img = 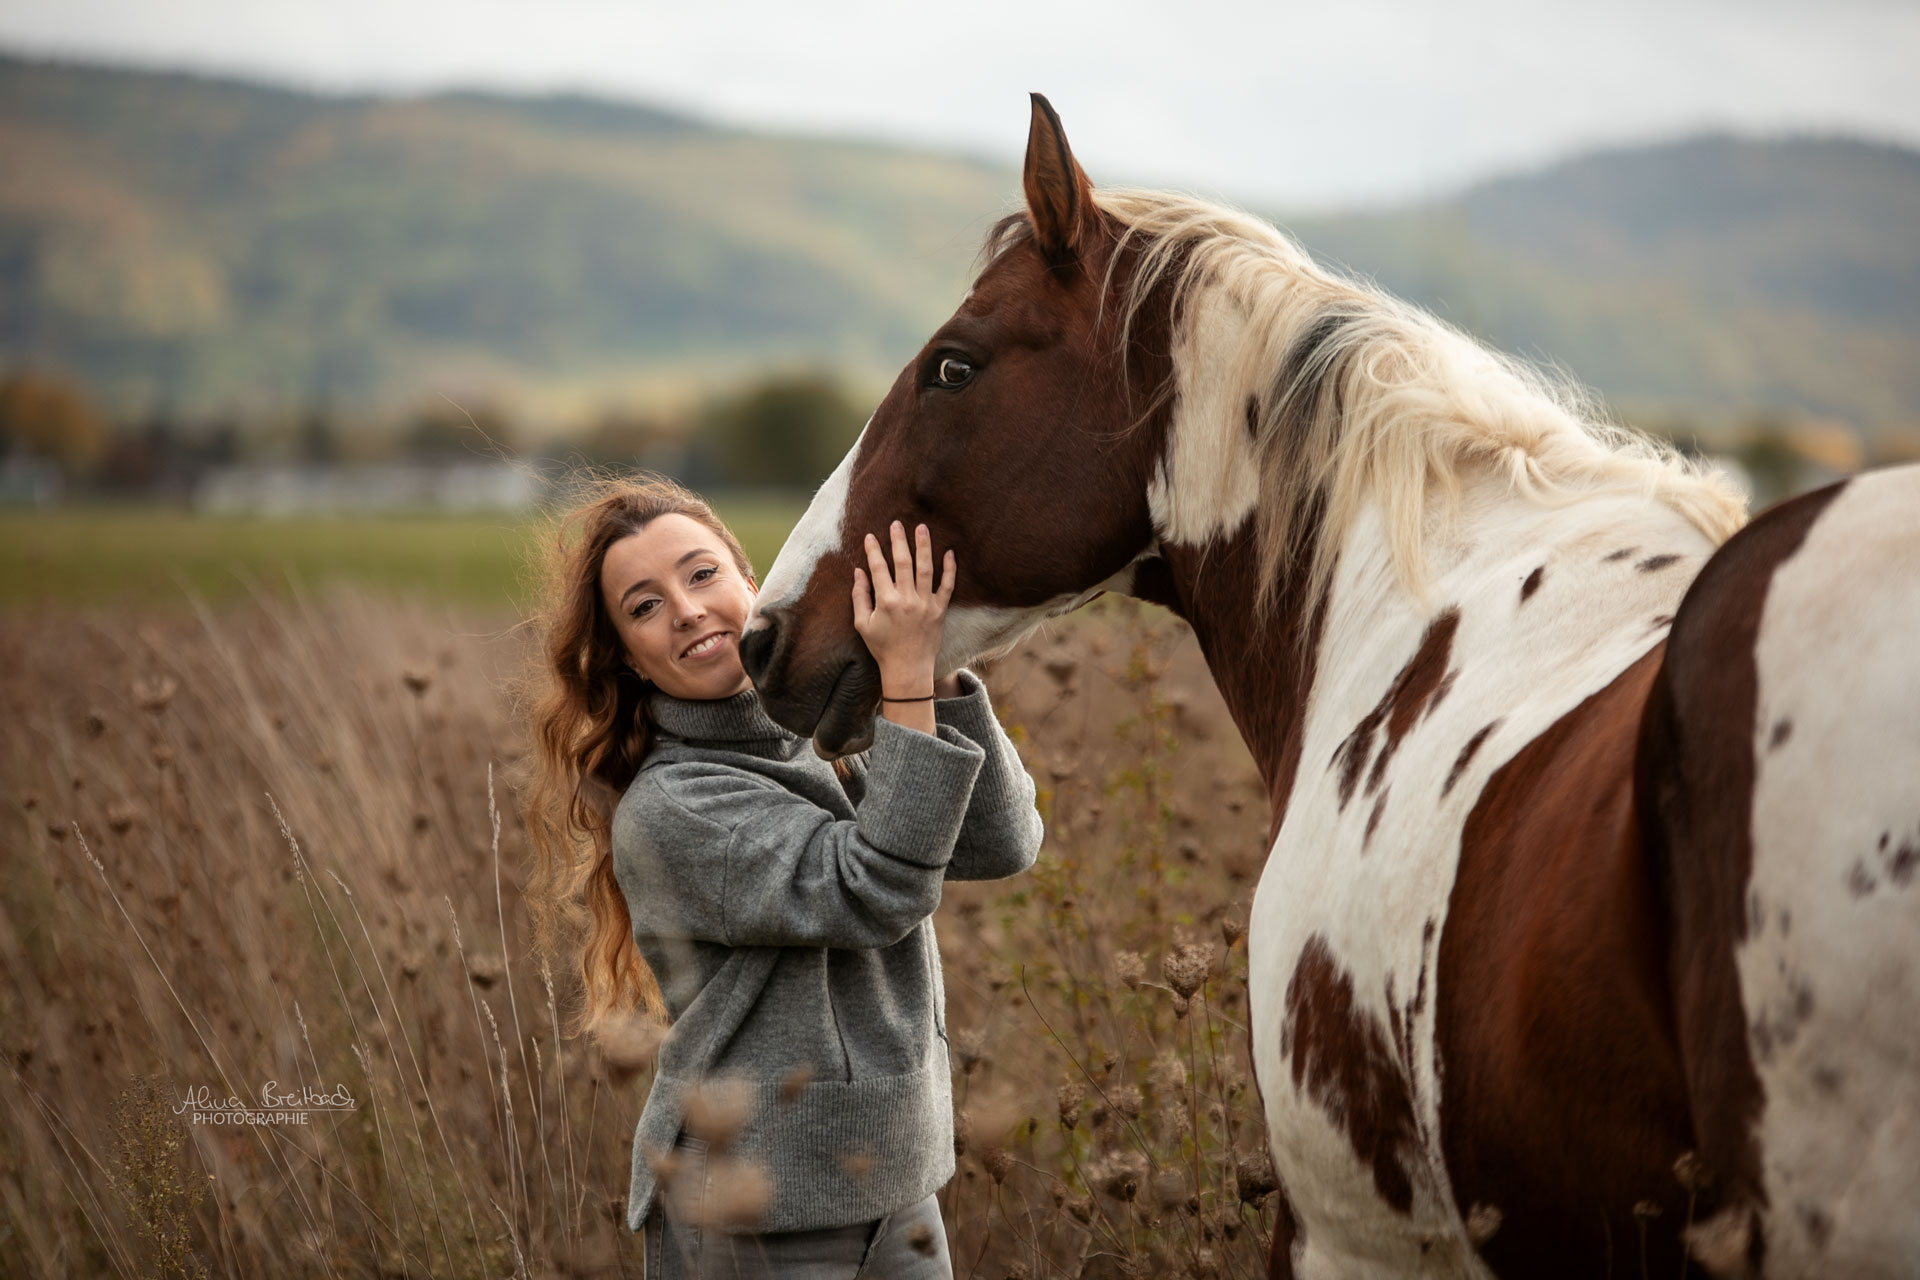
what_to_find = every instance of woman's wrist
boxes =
[878,661,936,700]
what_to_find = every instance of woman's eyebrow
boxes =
[619,548,717,606]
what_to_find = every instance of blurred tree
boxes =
[702,373,865,491]
[403,401,515,462]
[573,409,686,474]
[297,399,339,464]
[0,371,107,475]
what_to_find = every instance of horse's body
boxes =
[738,97,1920,1276]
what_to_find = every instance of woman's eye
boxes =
[693,567,716,583]
[935,356,974,388]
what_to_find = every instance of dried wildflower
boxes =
[982,1147,1014,1184]
[1066,1194,1093,1224]
[131,675,178,714]
[955,1027,988,1075]
[1235,1150,1277,1204]
[1042,655,1077,687]
[1162,943,1212,999]
[466,952,505,989]
[778,1063,814,1106]
[1673,1150,1709,1193]
[1004,1263,1032,1280]
[1094,1150,1148,1202]
[596,1013,667,1085]
[907,1222,938,1257]
[83,709,107,739]
[1466,1202,1503,1244]
[1149,1051,1186,1094]
[1152,1168,1190,1208]
[683,1077,755,1151]
[149,743,173,769]
[685,1156,770,1230]
[1684,1204,1755,1276]
[1171,993,1191,1018]
[1221,917,1246,947]
[401,669,433,697]
[1111,950,1146,986]
[106,801,137,835]
[1632,1199,1662,1221]
[1112,1084,1143,1120]
[1050,1181,1068,1208]
[953,1107,972,1157]
[1056,1080,1086,1129]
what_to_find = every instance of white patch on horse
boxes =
[1246,471,1714,1277]
[1145,284,1261,546]
[937,552,1152,673]
[748,418,869,631]
[1744,464,1920,1270]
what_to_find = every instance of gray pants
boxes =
[640,1143,953,1279]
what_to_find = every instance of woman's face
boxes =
[599,512,758,701]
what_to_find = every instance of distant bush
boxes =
[0,371,106,475]
[700,373,866,492]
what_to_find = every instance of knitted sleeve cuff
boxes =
[855,714,986,867]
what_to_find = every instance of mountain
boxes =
[2,54,1917,435]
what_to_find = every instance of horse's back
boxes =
[1644,464,1920,1276]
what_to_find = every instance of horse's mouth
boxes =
[809,659,879,760]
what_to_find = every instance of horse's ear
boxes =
[1024,93,1095,269]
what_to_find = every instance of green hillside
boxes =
[2,54,1917,434]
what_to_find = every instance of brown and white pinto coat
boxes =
[737,96,1920,1277]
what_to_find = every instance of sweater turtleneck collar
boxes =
[645,684,797,745]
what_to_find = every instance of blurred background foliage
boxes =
[3,53,1919,610]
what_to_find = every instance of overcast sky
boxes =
[3,0,1915,208]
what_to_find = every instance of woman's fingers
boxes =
[864,532,894,599]
[938,549,957,605]
[851,566,871,629]
[889,520,914,591]
[914,524,934,596]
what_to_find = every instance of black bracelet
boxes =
[881,691,936,702]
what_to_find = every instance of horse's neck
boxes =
[1157,469,1718,831]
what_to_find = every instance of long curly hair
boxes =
[520,472,761,1037]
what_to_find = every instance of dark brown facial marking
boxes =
[1604,548,1636,563]
[1637,554,1683,573]
[1281,935,1420,1213]
[1443,721,1503,798]
[1425,670,1459,724]
[1890,839,1918,886]
[1846,860,1877,898]
[1799,1204,1834,1250]
[1332,609,1462,809]
[1520,566,1545,602]
[1768,718,1793,751]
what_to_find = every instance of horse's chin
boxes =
[808,660,879,759]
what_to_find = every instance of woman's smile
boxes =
[680,631,731,662]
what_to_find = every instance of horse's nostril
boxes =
[737,619,776,685]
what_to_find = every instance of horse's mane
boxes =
[981,190,1748,623]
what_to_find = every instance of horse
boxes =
[737,95,1920,1278]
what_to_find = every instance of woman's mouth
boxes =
[681,632,731,661]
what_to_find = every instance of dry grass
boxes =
[0,588,1280,1278]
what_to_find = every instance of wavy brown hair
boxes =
[520,472,763,1038]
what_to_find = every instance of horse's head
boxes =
[740,95,1169,757]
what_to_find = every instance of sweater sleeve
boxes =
[932,668,1046,882]
[613,715,986,949]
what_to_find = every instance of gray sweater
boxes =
[610,667,1043,1234]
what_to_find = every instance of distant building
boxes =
[194,461,540,516]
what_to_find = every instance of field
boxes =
[0,509,1283,1278]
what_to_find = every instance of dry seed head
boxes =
[1673,1149,1709,1193]
[1112,950,1146,986]
[1152,1168,1191,1208]
[953,1107,972,1157]
[982,1146,1014,1184]
[682,1077,754,1151]
[955,1027,988,1075]
[1066,1194,1093,1224]
[131,675,178,714]
[1221,917,1246,947]
[1094,1150,1148,1201]
[1466,1202,1503,1245]
[401,669,433,697]
[595,1012,667,1084]
[778,1063,814,1106]
[684,1157,770,1230]
[1235,1150,1278,1204]
[1113,1084,1143,1120]
[1162,943,1212,999]
[1056,1080,1086,1129]
[1149,1051,1187,1094]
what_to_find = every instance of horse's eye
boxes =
[935,357,974,388]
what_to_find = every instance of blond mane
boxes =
[984,190,1748,623]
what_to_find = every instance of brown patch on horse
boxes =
[1638,553,1683,573]
[1330,609,1460,808]
[1364,787,1389,849]
[1604,547,1637,563]
[1768,717,1793,751]
[1636,479,1847,1271]
[1437,648,1698,1272]
[1282,935,1420,1213]
[1520,565,1545,602]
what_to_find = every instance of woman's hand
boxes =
[852,520,956,699]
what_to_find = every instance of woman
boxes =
[522,474,1043,1278]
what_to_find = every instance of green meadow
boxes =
[0,496,808,610]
